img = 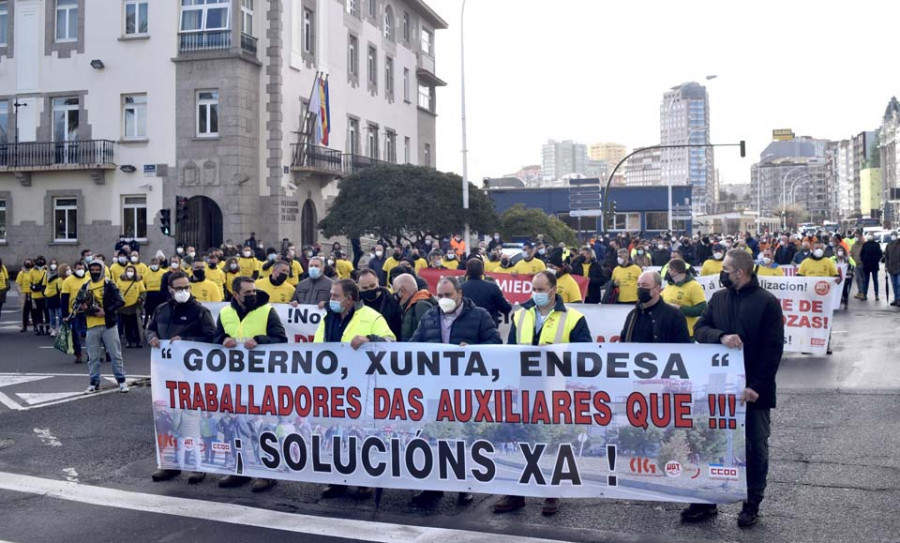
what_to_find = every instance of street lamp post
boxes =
[460,0,470,254]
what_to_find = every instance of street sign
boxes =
[570,209,603,217]
[569,187,602,210]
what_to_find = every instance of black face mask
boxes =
[209,262,218,269]
[36,259,46,267]
[360,289,380,303]
[393,252,402,260]
[719,270,734,289]
[270,273,287,286]
[637,287,653,304]
[24,263,33,269]
[90,272,103,282]
[241,294,258,307]
[193,270,206,281]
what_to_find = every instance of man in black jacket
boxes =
[620,271,690,343]
[460,258,511,325]
[79,261,128,394]
[859,233,884,301]
[408,276,500,506]
[685,249,784,528]
[774,235,797,266]
[357,268,402,339]
[147,271,216,484]
[571,245,608,303]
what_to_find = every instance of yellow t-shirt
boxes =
[556,273,583,303]
[190,279,223,302]
[798,257,838,277]
[287,260,304,287]
[0,265,8,291]
[512,257,546,275]
[44,275,62,298]
[28,268,48,299]
[611,264,642,303]
[85,279,107,329]
[16,269,30,292]
[131,262,150,278]
[700,259,724,276]
[257,277,296,303]
[335,259,354,279]
[206,265,227,296]
[661,279,707,336]
[225,270,240,295]
[144,268,166,292]
[484,259,501,273]
[413,258,428,273]
[116,278,146,308]
[238,257,261,278]
[492,266,512,275]
[258,260,277,279]
[755,265,784,277]
[382,257,403,277]
[441,258,460,270]
[62,275,90,312]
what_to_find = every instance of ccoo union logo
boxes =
[708,464,739,480]
[815,281,831,296]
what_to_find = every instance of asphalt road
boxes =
[1,286,899,543]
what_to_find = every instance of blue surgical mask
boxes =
[532,292,550,307]
[309,267,322,279]
[329,300,344,313]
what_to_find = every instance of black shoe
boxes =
[187,472,207,484]
[737,503,759,527]
[681,503,718,522]
[20,328,27,333]
[321,484,347,498]
[410,490,443,506]
[457,492,474,506]
[151,469,181,482]
[218,475,250,488]
[355,486,373,499]
[251,478,276,493]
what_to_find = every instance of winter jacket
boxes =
[292,276,334,306]
[650,249,671,267]
[399,290,437,342]
[694,275,784,410]
[620,298,691,344]
[860,240,884,272]
[213,290,287,344]
[146,297,217,344]
[461,276,512,324]
[885,240,900,275]
[78,278,125,329]
[571,257,608,304]
[361,287,403,339]
[792,249,812,265]
[410,298,501,345]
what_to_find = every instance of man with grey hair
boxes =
[392,273,436,342]
[291,256,332,307]
[620,271,690,343]
[685,248,784,527]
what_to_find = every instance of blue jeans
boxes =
[70,315,87,357]
[86,324,126,386]
[891,273,900,302]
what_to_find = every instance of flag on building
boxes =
[320,76,331,146]
[307,74,322,144]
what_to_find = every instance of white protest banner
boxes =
[204,303,323,343]
[691,275,838,354]
[152,341,747,503]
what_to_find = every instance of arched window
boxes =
[383,6,394,40]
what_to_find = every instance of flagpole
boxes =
[460,0,470,258]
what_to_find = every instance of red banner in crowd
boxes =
[419,268,589,304]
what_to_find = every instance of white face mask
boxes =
[546,268,557,276]
[65,269,72,276]
[713,252,723,260]
[763,257,772,265]
[131,256,139,263]
[657,244,664,250]
[50,264,58,271]
[173,290,191,304]
[150,265,159,271]
[126,271,135,279]
[617,257,625,265]
[243,251,252,258]
[75,269,85,278]
[375,251,383,258]
[438,297,457,313]
[813,249,824,258]
[170,262,180,270]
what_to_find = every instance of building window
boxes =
[367,45,377,86]
[385,56,393,94]
[0,199,5,242]
[423,143,431,167]
[418,84,433,111]
[403,68,410,102]
[645,212,686,232]
[124,0,149,36]
[123,196,147,240]
[303,8,314,54]
[0,100,8,144]
[420,28,432,55]
[612,212,641,231]
[0,2,9,46]
[367,123,378,159]
[368,0,376,19]
[241,0,253,36]
[345,0,358,17]
[385,130,396,163]
[348,117,359,155]
[54,197,78,242]
[383,6,394,40]
[52,97,80,143]
[196,90,219,137]
[122,94,147,140]
[56,0,78,42]
[348,34,358,76]
[402,11,409,42]
[404,136,410,164]
[180,0,230,32]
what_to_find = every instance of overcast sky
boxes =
[430,0,895,186]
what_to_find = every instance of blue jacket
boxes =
[461,276,512,324]
[410,298,502,345]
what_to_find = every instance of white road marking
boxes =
[0,375,54,388]
[0,392,23,411]
[17,392,84,405]
[0,373,150,379]
[62,468,79,483]
[0,471,568,543]
[33,428,62,447]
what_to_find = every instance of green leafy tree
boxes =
[683,416,727,464]
[616,426,663,456]
[657,429,691,471]
[319,165,497,242]
[499,204,578,246]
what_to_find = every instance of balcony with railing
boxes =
[290,143,344,174]
[0,140,116,171]
[342,153,392,175]
[240,33,257,57]
[179,30,231,52]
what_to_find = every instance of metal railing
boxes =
[240,33,257,56]
[291,143,343,172]
[179,30,231,52]
[0,140,115,168]
[342,153,392,174]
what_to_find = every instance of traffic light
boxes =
[159,209,172,237]
[740,140,746,158]
[176,196,190,224]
